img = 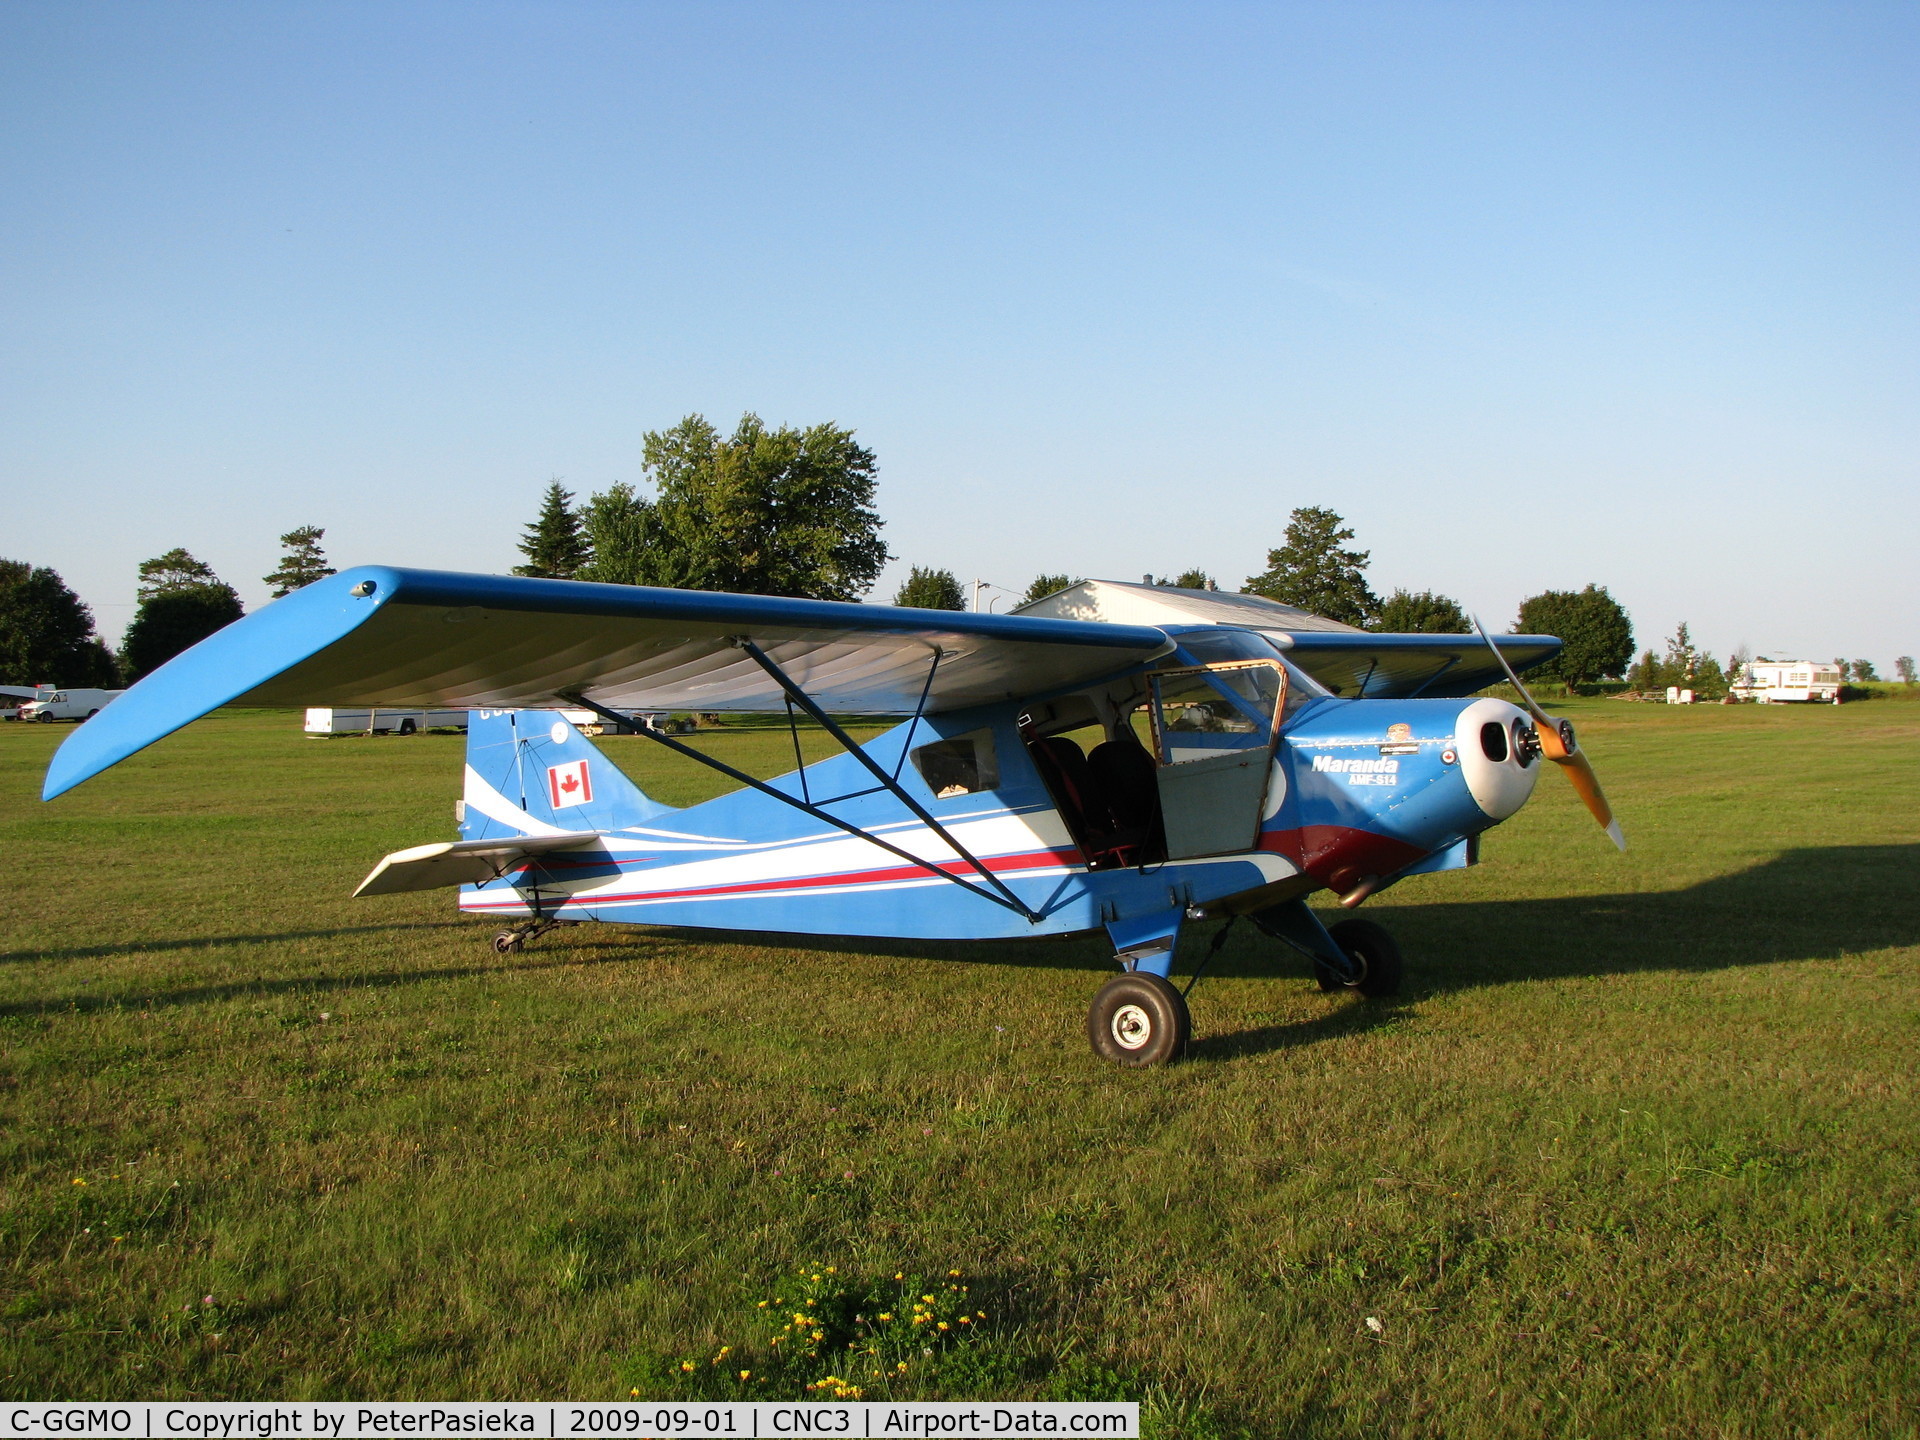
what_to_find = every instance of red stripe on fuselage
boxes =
[458,844,1083,911]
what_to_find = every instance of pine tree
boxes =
[1242,507,1379,626]
[122,551,243,682]
[263,526,336,597]
[514,481,590,579]
[137,548,220,600]
[893,566,966,610]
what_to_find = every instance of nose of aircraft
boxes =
[1453,697,1542,821]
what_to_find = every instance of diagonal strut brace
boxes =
[734,638,1041,921]
[557,688,1042,923]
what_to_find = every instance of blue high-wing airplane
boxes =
[42,567,1622,1066]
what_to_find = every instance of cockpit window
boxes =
[912,728,1000,798]
[1149,663,1286,764]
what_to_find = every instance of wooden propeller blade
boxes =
[1472,617,1626,851]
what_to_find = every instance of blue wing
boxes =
[44,567,1174,799]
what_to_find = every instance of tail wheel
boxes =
[493,931,524,955]
[1087,973,1191,1066]
[1316,918,1404,998]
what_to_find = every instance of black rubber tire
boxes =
[493,932,523,955]
[1315,917,1404,998]
[85,708,100,718]
[1087,973,1191,1066]
[36,712,53,723]
[398,718,416,735]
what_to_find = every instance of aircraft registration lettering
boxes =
[548,759,594,809]
[1311,754,1400,786]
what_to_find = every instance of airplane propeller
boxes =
[1474,618,1626,851]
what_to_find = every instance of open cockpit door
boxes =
[1147,660,1286,859]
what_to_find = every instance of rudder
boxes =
[460,709,674,840]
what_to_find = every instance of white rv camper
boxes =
[1731,662,1844,704]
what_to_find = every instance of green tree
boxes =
[1243,507,1378,626]
[575,483,662,587]
[1168,570,1216,591]
[1896,657,1916,686]
[894,566,965,610]
[1513,584,1634,685]
[1372,589,1470,634]
[137,548,219,600]
[513,481,590,579]
[577,414,887,599]
[121,551,243,682]
[1850,658,1879,683]
[0,560,119,687]
[263,525,336,597]
[1020,574,1077,606]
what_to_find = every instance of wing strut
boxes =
[557,688,1044,924]
[734,638,1042,921]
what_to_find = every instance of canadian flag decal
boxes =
[547,759,593,809]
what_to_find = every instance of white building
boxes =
[1731,661,1844,704]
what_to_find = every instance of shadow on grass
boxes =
[0,920,477,966]
[6,846,1914,1045]
[0,939,673,1019]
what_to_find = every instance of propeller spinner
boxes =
[1474,618,1626,851]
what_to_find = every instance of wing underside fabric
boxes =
[1276,631,1562,699]
[353,833,605,896]
[43,567,1175,798]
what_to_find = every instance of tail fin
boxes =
[460,709,674,841]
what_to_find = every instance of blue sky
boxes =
[3,2,1915,666]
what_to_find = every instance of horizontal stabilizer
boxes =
[353,831,603,897]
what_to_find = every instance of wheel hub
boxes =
[1110,1003,1153,1050]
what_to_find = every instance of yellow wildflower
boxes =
[937,1321,949,1331]
[739,1370,751,1382]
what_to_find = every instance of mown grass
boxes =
[1,701,1915,1436]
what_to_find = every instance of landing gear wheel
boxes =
[1087,973,1191,1067]
[493,931,524,955]
[1315,918,1404,998]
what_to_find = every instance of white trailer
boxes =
[1731,661,1844,704]
[16,688,125,722]
[304,707,470,736]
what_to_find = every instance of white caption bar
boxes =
[0,1403,1138,1439]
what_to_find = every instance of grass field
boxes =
[2,699,1916,1436]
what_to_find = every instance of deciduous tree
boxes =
[1513,585,1633,685]
[0,560,118,687]
[122,551,243,682]
[577,414,887,600]
[263,526,336,597]
[1243,507,1378,627]
[894,566,965,610]
[1897,656,1916,686]
[1020,574,1076,606]
[513,482,590,579]
[1372,589,1470,634]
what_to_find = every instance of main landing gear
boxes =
[1088,973,1191,1067]
[1086,899,1405,1066]
[491,918,575,954]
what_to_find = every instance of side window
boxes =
[1149,664,1285,764]
[912,728,1000,798]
